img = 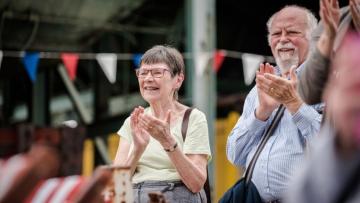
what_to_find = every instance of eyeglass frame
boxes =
[135,68,171,78]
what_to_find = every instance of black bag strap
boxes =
[181,108,193,141]
[245,105,285,184]
[181,108,212,203]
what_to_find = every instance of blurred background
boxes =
[0,0,348,202]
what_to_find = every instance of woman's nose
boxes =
[144,72,154,80]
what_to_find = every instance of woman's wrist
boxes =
[164,142,178,152]
[161,137,177,151]
[133,145,146,155]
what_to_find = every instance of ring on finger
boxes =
[270,87,275,94]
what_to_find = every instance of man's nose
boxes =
[279,31,289,42]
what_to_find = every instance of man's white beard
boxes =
[275,43,299,74]
[275,53,299,74]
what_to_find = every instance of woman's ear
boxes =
[175,73,184,89]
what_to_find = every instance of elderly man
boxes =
[226,5,323,202]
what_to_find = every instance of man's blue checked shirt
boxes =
[226,67,323,202]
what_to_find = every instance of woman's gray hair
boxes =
[266,5,318,45]
[140,45,185,100]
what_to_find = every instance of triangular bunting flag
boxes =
[0,51,3,71]
[22,52,40,82]
[195,52,212,77]
[214,50,226,73]
[132,53,142,69]
[96,53,117,84]
[242,53,264,85]
[61,53,79,81]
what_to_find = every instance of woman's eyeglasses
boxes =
[135,68,170,78]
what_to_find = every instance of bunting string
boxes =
[0,49,274,61]
[0,49,275,85]
[1,50,135,60]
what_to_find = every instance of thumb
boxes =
[166,110,171,125]
[290,65,297,81]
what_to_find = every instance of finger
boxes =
[258,84,280,100]
[259,63,265,75]
[320,0,329,14]
[257,77,281,94]
[330,0,339,11]
[268,64,275,74]
[138,116,155,132]
[137,120,149,132]
[335,0,340,9]
[165,110,171,125]
[130,114,135,129]
[132,108,137,116]
[256,76,269,90]
[331,0,337,8]
[134,107,141,117]
[138,114,151,127]
[131,112,137,124]
[132,109,140,124]
[325,0,334,17]
[142,114,163,125]
[350,0,357,13]
[264,73,287,86]
[264,75,291,95]
[256,74,272,88]
[324,0,331,10]
[264,63,272,74]
[290,65,298,82]
[256,82,270,93]
[255,71,263,83]
[322,6,332,30]
[350,3,358,23]
[136,106,144,115]
[351,0,360,20]
[320,0,326,20]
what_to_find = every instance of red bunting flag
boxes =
[214,50,225,73]
[61,53,79,81]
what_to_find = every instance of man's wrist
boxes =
[255,107,271,121]
[285,99,303,114]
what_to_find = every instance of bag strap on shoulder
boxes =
[245,104,285,184]
[181,108,193,141]
[181,107,211,203]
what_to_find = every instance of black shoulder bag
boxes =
[219,105,285,203]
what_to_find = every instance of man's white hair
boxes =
[266,5,318,45]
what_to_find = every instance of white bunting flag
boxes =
[96,53,117,84]
[195,52,212,77]
[242,53,264,86]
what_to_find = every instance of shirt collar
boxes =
[274,62,304,78]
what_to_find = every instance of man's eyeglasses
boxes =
[135,68,170,78]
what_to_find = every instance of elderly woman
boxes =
[113,45,211,203]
